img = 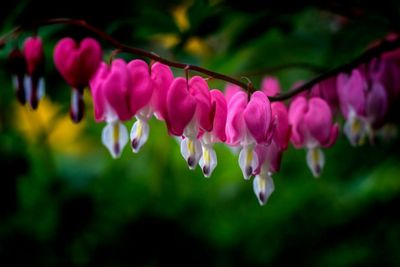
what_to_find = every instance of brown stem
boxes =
[1,18,400,102]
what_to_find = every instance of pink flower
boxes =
[166,76,213,170]
[226,91,273,179]
[54,37,102,123]
[127,60,153,153]
[337,67,388,145]
[23,36,45,110]
[288,96,338,177]
[198,89,227,177]
[253,81,291,205]
[90,59,131,158]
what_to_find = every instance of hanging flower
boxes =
[126,59,153,153]
[90,59,131,158]
[166,76,213,170]
[54,37,102,123]
[289,96,339,177]
[22,36,45,109]
[226,91,273,179]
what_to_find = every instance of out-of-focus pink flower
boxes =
[22,36,45,109]
[337,67,389,145]
[289,96,338,177]
[54,37,102,123]
[224,83,242,103]
[226,91,273,179]
[311,76,339,110]
[261,76,281,97]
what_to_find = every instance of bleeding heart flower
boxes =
[167,76,213,170]
[226,91,273,179]
[90,59,131,158]
[54,37,102,123]
[289,96,339,177]
[23,36,45,110]
[127,59,153,153]
[253,93,291,205]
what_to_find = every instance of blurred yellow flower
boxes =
[14,97,92,155]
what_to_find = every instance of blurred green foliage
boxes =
[1,0,400,266]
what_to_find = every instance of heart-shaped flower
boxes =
[54,37,102,123]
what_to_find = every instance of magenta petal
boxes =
[311,76,338,110]
[366,81,388,128]
[303,97,334,146]
[244,91,272,144]
[288,96,308,148]
[103,59,131,121]
[254,144,268,175]
[23,36,44,75]
[54,37,102,89]
[321,123,339,148]
[271,102,290,150]
[225,91,248,146]
[337,69,367,118]
[90,62,110,122]
[189,76,212,132]
[261,76,281,97]
[210,90,227,142]
[225,84,242,103]
[77,38,102,87]
[127,59,152,116]
[151,63,174,121]
[167,78,196,136]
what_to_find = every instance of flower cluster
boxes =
[7,35,400,206]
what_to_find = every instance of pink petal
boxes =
[303,97,335,146]
[127,59,153,116]
[225,91,248,146]
[210,90,227,142]
[311,76,338,110]
[23,36,44,75]
[103,59,132,121]
[337,69,367,118]
[189,76,213,132]
[244,91,272,144]
[288,96,308,148]
[271,102,291,150]
[167,78,197,136]
[54,37,102,89]
[225,83,242,103]
[261,76,281,97]
[366,81,388,128]
[90,62,110,122]
[151,63,174,121]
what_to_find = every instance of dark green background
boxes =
[1,0,400,266]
